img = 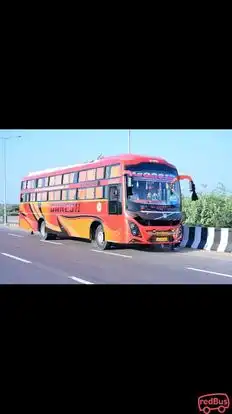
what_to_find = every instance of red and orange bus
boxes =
[19,154,198,250]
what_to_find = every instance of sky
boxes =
[0,129,231,203]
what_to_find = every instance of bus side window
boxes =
[24,193,30,202]
[62,190,69,200]
[30,193,36,202]
[105,164,121,179]
[69,189,77,200]
[73,172,78,183]
[109,186,120,201]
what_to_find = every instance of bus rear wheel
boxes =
[39,220,55,241]
[92,224,111,251]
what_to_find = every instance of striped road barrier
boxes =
[181,226,232,253]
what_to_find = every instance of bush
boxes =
[182,191,232,228]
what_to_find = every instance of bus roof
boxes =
[23,154,175,180]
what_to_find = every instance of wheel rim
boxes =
[41,222,46,237]
[98,230,104,245]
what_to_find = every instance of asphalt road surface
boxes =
[0,225,232,284]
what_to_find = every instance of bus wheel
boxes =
[39,220,54,241]
[171,243,180,251]
[92,224,110,251]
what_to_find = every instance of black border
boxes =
[0,72,231,128]
[1,285,231,390]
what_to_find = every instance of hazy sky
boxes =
[0,129,231,203]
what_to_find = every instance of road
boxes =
[0,225,232,284]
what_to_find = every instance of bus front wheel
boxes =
[92,224,111,251]
[171,243,180,251]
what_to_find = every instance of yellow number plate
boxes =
[156,237,168,242]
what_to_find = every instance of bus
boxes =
[19,154,198,250]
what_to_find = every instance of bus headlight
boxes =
[129,222,141,237]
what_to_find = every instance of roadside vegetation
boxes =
[182,183,232,228]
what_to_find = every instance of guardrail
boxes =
[181,226,232,253]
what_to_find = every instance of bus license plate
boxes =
[156,237,168,242]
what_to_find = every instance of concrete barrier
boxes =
[181,226,232,253]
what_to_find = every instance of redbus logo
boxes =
[198,394,230,414]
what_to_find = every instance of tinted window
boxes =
[126,162,178,175]
[73,172,78,183]
[109,186,120,201]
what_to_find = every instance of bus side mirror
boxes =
[192,192,198,201]
[189,181,198,201]
[182,212,186,221]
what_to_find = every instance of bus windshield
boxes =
[126,163,181,211]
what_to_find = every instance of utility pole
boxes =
[0,135,21,225]
[128,130,131,153]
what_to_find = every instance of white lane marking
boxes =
[8,233,24,238]
[69,276,94,285]
[40,240,63,245]
[1,252,32,264]
[187,267,232,278]
[91,249,132,259]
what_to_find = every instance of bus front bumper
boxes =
[128,225,183,245]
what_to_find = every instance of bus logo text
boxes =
[198,393,230,414]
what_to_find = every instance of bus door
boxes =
[108,185,122,215]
